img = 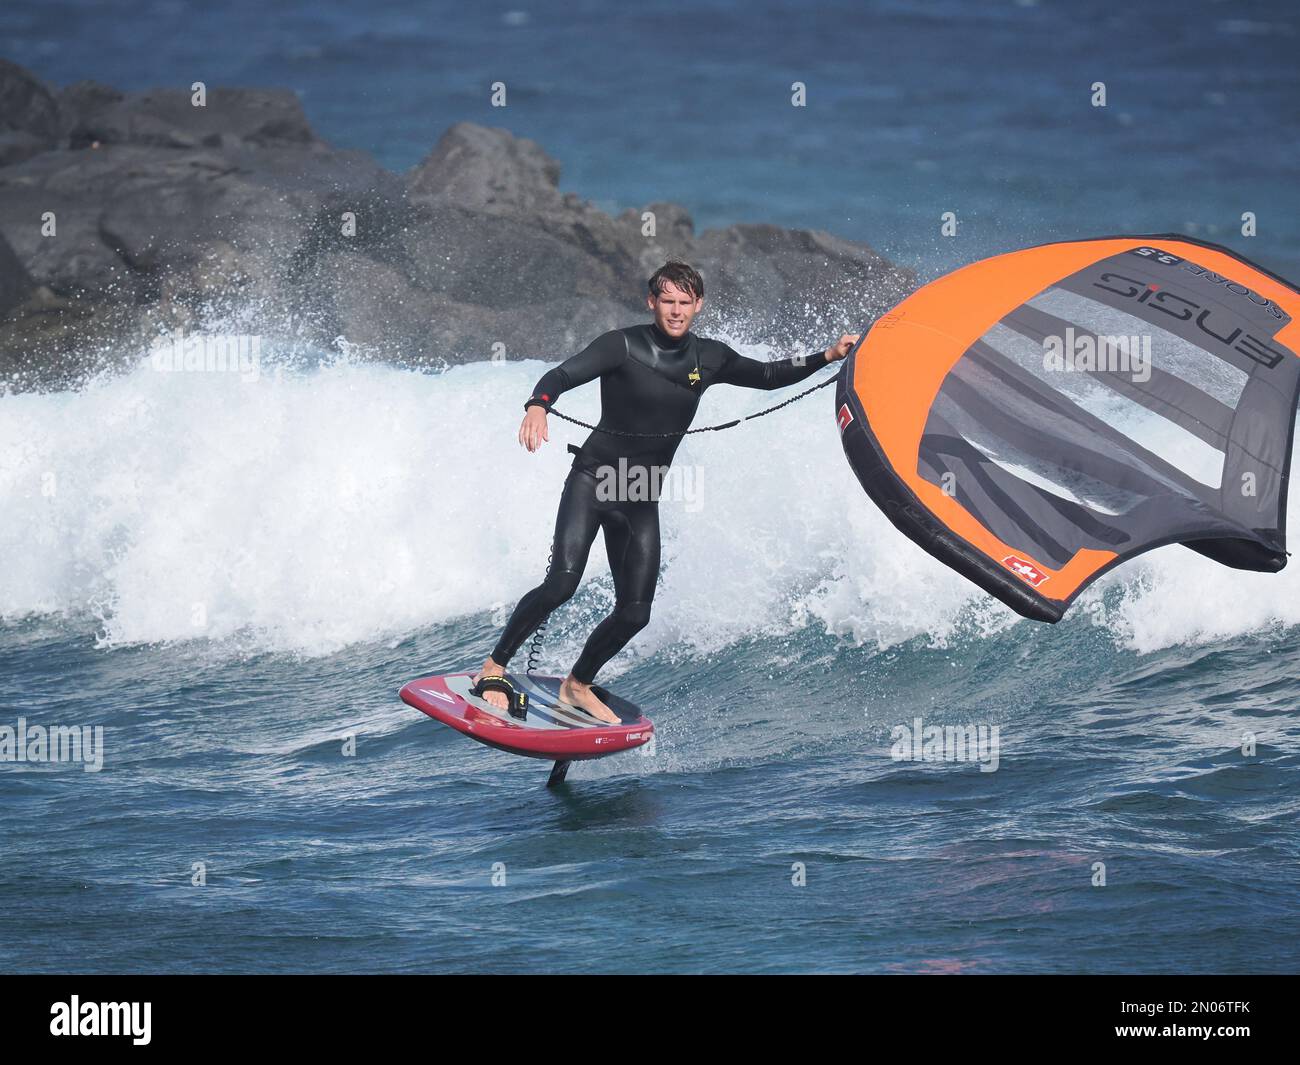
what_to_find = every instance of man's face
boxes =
[647,281,702,338]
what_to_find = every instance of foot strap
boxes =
[471,674,529,721]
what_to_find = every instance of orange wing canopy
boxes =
[836,235,1300,621]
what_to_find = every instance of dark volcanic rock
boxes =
[0,59,60,140]
[0,59,62,165]
[1,143,394,299]
[60,86,317,150]
[408,122,565,216]
[696,224,910,343]
[0,229,34,315]
[0,129,50,168]
[0,58,914,390]
[56,80,125,132]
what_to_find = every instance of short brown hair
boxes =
[648,261,704,300]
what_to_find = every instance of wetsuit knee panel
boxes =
[542,567,582,604]
[615,600,653,631]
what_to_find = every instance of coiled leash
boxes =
[525,542,554,677]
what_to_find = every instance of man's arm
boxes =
[519,330,627,452]
[524,330,627,412]
[714,343,830,390]
[713,334,858,390]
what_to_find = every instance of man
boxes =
[474,261,858,722]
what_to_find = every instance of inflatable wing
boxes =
[837,235,1300,621]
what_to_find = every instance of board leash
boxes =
[525,542,555,675]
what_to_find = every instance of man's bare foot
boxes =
[559,675,620,724]
[471,656,509,711]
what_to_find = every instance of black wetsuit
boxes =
[491,323,830,683]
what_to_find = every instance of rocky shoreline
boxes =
[0,57,914,391]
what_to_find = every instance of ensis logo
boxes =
[50,997,151,1045]
[1003,554,1048,587]
[1093,272,1285,368]
[837,403,854,432]
[1043,327,1151,383]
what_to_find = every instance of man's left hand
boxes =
[825,334,862,362]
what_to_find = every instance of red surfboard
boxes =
[400,672,654,785]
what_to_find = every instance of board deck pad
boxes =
[400,672,654,762]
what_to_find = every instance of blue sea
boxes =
[2,0,1299,974]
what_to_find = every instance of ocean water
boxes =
[2,354,1299,973]
[6,0,1299,278]
[2,0,1300,973]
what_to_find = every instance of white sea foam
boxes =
[2,346,1299,657]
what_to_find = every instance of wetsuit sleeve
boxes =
[714,342,829,390]
[525,331,628,412]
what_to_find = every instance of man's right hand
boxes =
[519,406,549,452]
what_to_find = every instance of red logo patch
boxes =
[1003,555,1049,587]
[837,403,854,432]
